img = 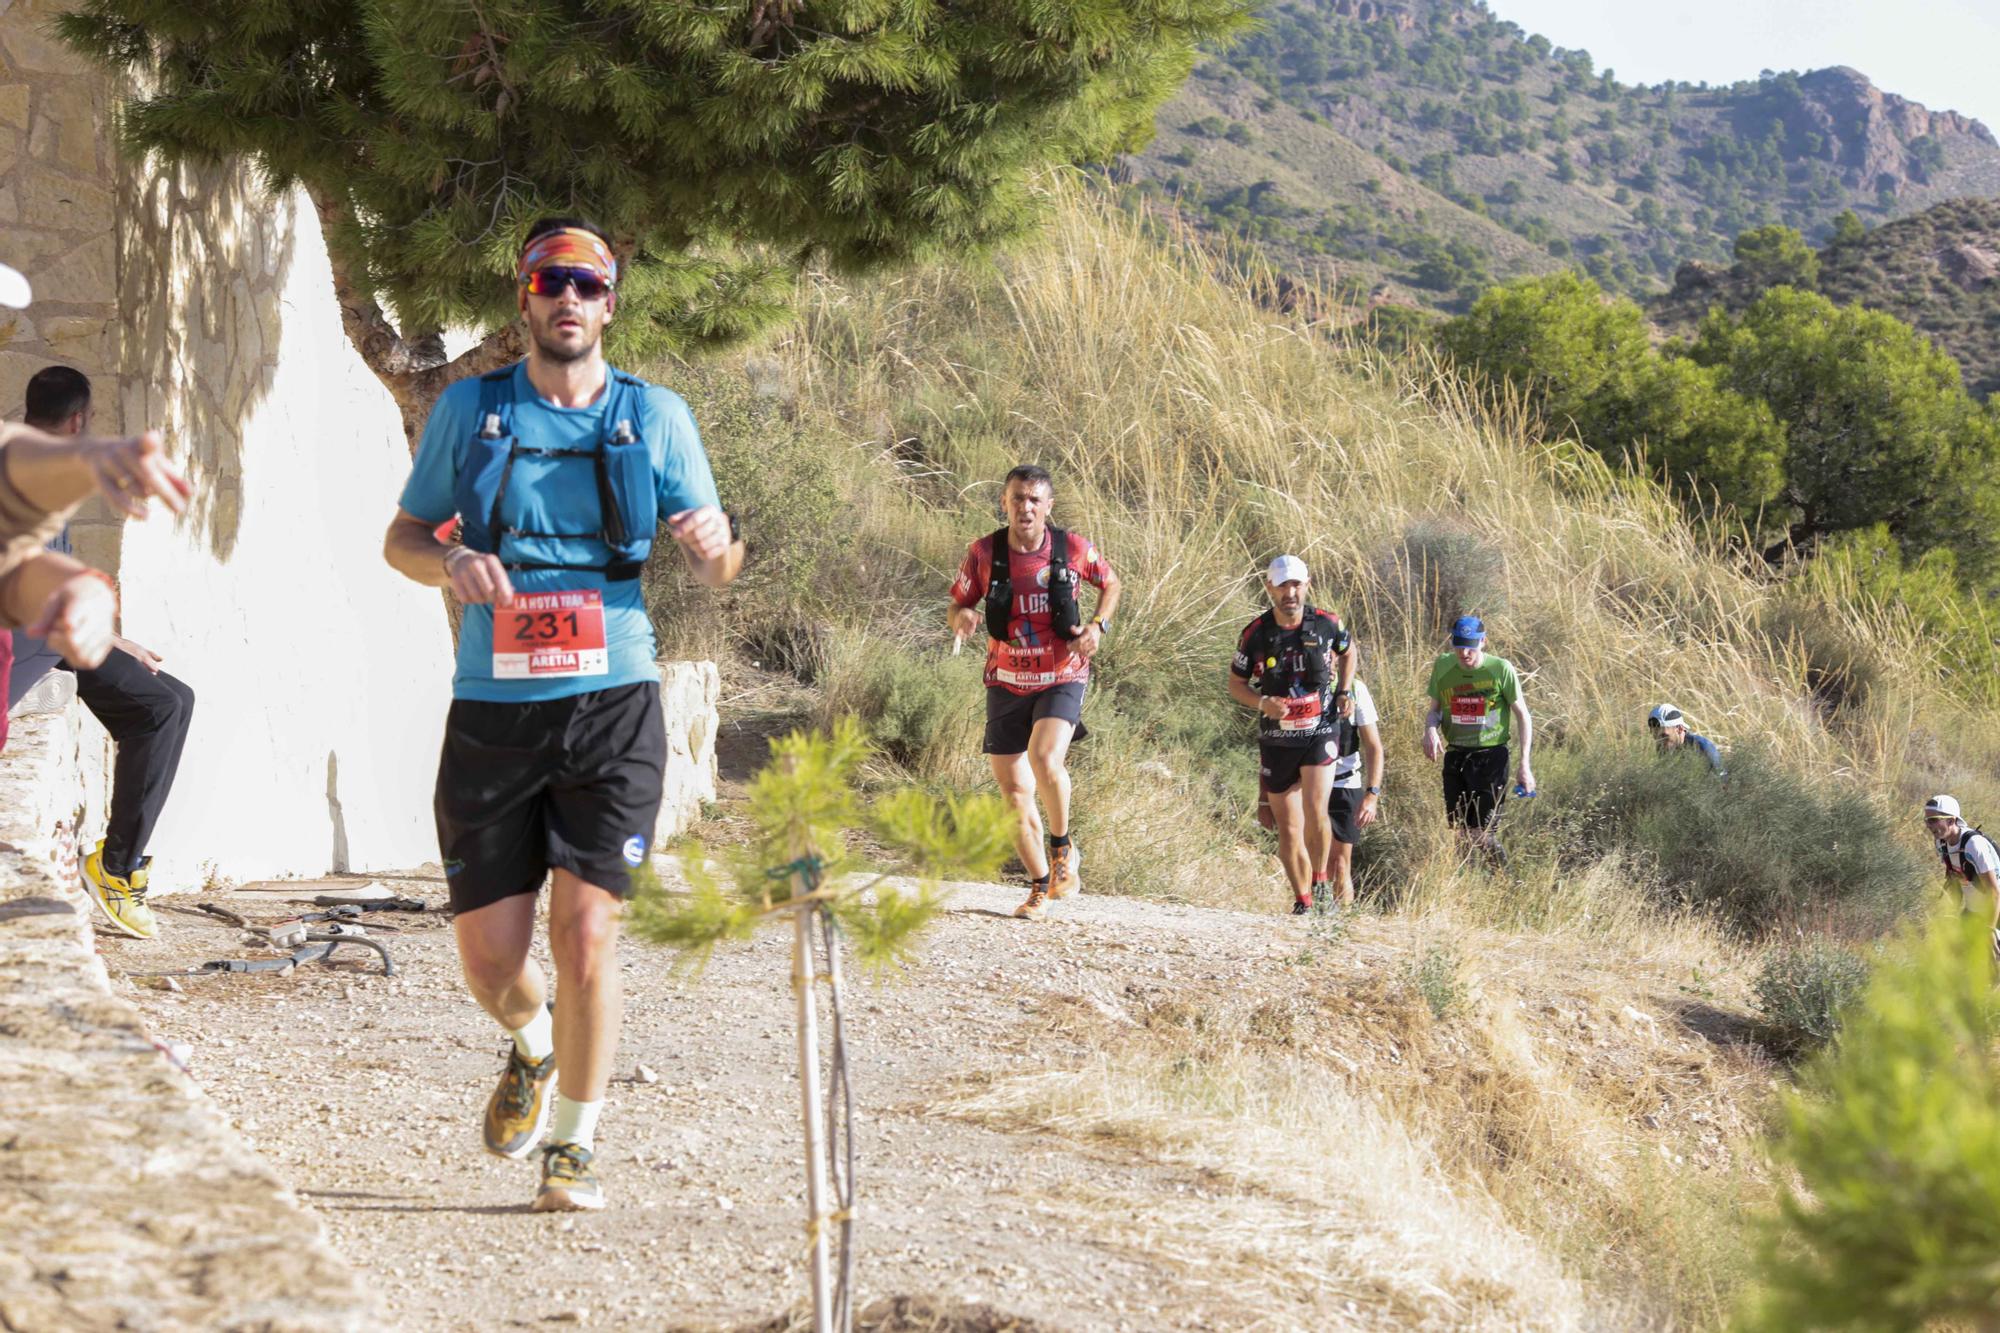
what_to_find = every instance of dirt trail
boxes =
[108,868,1305,1332]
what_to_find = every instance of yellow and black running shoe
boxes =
[533,1140,604,1212]
[482,1045,557,1160]
[82,840,156,939]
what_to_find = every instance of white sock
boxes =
[509,1006,554,1062]
[549,1095,603,1151]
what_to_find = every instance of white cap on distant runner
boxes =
[1266,554,1309,586]
[0,261,31,309]
[1924,794,1962,820]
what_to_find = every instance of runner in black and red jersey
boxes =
[947,465,1120,921]
[1230,556,1357,914]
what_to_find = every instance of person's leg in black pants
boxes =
[71,650,196,878]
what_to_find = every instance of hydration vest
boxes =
[1940,825,1997,883]
[985,526,1083,643]
[1243,608,1350,698]
[455,365,658,581]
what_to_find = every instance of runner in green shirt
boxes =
[1421,615,1534,866]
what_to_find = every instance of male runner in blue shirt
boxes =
[384,218,741,1212]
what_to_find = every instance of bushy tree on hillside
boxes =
[59,0,1249,438]
[1731,224,1820,294]
[1745,916,2000,1330]
[1690,289,2000,576]
[1439,272,1784,512]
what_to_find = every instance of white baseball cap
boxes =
[1266,554,1309,586]
[1924,794,1961,820]
[0,261,30,309]
[1647,703,1685,729]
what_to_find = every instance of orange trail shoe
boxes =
[533,1140,604,1212]
[1047,843,1083,899]
[1013,882,1050,921]
[483,1045,557,1160]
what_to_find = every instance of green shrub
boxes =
[1521,739,1926,936]
[1752,940,1871,1055]
[1407,942,1467,1019]
[815,632,985,784]
[1745,915,2000,1329]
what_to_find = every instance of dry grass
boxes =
[938,911,1772,1329]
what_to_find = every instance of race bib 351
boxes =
[493,590,608,679]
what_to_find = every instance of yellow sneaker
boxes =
[82,841,157,939]
[483,1045,558,1160]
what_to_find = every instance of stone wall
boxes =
[0,705,372,1330]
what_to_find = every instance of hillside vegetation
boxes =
[1654,198,2000,400]
[1118,0,2000,310]
[635,182,2000,1325]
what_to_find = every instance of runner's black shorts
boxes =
[983,682,1087,756]
[1258,736,1335,794]
[1442,744,1509,830]
[434,681,665,913]
[1327,786,1366,845]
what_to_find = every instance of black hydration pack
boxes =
[985,526,1082,643]
[1243,608,1349,698]
[1941,825,1998,882]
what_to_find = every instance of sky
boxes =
[1485,0,2000,132]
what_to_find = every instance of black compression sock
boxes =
[1049,833,1072,850]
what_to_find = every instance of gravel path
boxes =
[106,867,1302,1332]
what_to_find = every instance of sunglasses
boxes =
[522,265,612,301]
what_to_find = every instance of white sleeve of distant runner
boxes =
[1351,678,1378,728]
[1967,834,2000,878]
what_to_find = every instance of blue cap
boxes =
[1450,615,1485,647]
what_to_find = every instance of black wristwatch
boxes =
[1365,785,1380,796]
[726,510,742,543]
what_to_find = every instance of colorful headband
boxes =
[517,228,618,285]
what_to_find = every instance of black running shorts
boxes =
[434,681,666,913]
[1327,786,1365,846]
[1442,745,1509,831]
[1258,737,1335,794]
[983,682,1087,756]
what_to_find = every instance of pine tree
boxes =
[58,0,1249,438]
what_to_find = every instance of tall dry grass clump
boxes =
[727,178,1981,931]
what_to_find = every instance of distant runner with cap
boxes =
[1422,615,1533,866]
[1923,795,2000,959]
[1231,555,1358,913]
[1647,703,1725,777]
[947,465,1119,922]
[384,216,743,1212]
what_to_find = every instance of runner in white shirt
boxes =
[1923,794,2000,959]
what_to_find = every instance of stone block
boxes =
[0,347,55,416]
[28,231,115,307]
[17,164,113,232]
[37,85,100,179]
[0,83,30,130]
[655,659,721,847]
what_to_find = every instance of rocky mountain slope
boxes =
[1117,0,2000,310]
[1653,197,2000,398]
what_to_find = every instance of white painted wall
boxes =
[112,188,453,890]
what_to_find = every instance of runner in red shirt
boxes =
[947,465,1120,921]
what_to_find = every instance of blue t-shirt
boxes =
[399,362,720,702]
